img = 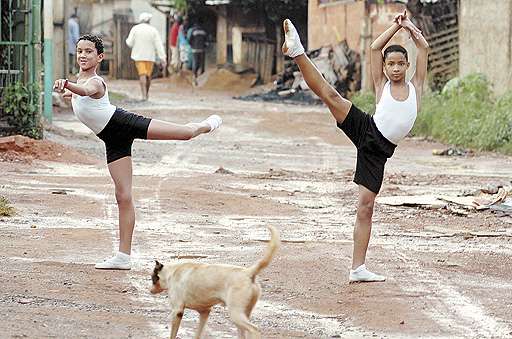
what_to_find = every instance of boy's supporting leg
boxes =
[352,185,376,269]
[348,185,385,283]
[107,156,135,255]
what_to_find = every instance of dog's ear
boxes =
[152,260,164,285]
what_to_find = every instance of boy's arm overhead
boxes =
[370,11,405,92]
[401,17,429,88]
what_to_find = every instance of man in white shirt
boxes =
[126,12,167,101]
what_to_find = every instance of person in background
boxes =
[169,15,182,73]
[178,17,192,72]
[187,18,207,86]
[67,14,80,75]
[125,12,166,101]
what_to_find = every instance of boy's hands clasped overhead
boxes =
[393,10,422,39]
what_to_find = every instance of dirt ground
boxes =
[1,76,512,339]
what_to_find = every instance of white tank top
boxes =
[373,81,417,145]
[71,75,116,134]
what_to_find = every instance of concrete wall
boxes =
[459,0,512,94]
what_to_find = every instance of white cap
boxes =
[139,12,152,23]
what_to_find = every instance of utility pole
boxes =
[43,0,54,123]
[360,1,372,91]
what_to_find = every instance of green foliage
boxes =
[0,196,15,217]
[1,81,43,139]
[173,0,189,12]
[412,73,512,153]
[108,91,127,105]
[351,91,376,115]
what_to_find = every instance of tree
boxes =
[233,0,308,23]
[170,0,308,22]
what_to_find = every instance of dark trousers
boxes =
[192,51,205,77]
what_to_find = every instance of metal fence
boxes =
[0,0,40,88]
[0,0,41,132]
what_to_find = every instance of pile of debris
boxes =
[240,40,361,105]
[377,185,511,217]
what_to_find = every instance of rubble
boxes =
[214,166,235,175]
[377,187,509,215]
[432,147,472,156]
[490,201,512,217]
[239,40,361,105]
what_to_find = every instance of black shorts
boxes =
[97,107,152,164]
[337,104,396,194]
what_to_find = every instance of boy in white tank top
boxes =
[282,11,428,282]
[53,34,222,270]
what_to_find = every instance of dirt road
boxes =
[1,78,511,338]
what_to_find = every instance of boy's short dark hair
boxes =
[77,34,104,54]
[383,44,408,61]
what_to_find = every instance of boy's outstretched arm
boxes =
[53,78,104,98]
[370,13,404,91]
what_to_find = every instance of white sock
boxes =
[204,114,222,132]
[351,264,365,273]
[116,251,130,261]
[349,264,386,282]
[282,19,305,58]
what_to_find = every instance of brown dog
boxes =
[151,225,280,339]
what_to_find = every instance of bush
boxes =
[0,196,15,217]
[413,73,512,153]
[351,90,376,115]
[1,81,43,139]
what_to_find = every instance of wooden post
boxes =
[275,23,284,74]
[216,6,228,65]
[360,3,372,91]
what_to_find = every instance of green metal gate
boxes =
[0,0,41,132]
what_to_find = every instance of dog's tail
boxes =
[246,225,280,280]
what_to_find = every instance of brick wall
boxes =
[308,1,414,91]
[307,0,365,51]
